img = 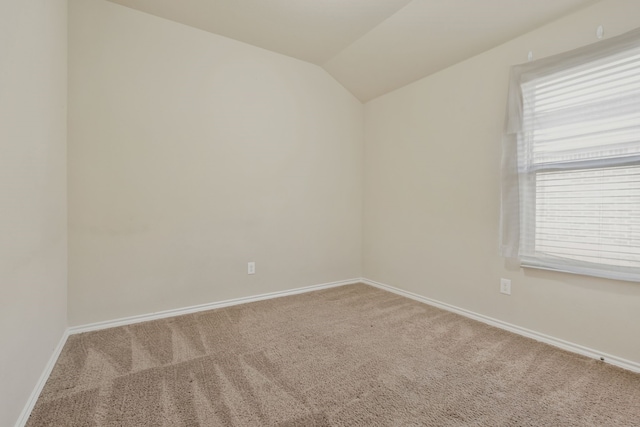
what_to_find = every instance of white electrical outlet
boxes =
[248,262,255,275]
[500,278,511,295]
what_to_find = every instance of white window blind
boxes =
[500,28,640,282]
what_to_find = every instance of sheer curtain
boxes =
[500,27,640,282]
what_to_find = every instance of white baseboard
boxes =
[68,278,360,335]
[361,278,640,374]
[15,329,70,427]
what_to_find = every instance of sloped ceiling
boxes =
[106,0,600,102]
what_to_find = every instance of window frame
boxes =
[500,28,640,283]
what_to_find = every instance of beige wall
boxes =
[0,1,68,425]
[68,0,363,325]
[364,0,640,364]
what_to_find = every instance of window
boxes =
[500,28,640,282]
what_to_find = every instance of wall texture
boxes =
[0,1,68,425]
[68,0,363,325]
[364,0,640,364]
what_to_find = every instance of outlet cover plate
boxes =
[500,278,511,295]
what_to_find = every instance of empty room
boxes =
[2,0,640,425]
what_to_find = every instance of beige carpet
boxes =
[28,283,640,426]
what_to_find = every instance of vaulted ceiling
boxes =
[106,0,600,102]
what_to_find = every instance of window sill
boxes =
[520,257,640,284]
